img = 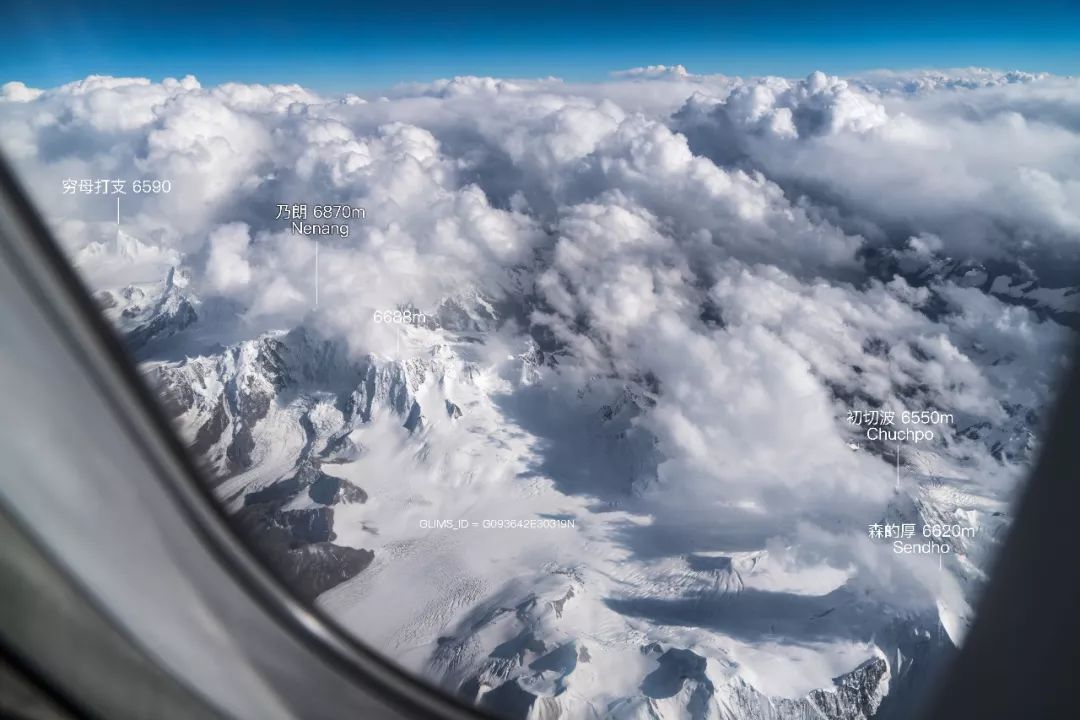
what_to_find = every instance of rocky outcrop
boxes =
[124,267,198,350]
[232,502,373,602]
[147,329,455,602]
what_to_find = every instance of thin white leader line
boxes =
[937,553,942,643]
[315,239,319,306]
[116,196,120,225]
[896,443,900,489]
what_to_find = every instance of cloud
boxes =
[674,71,1080,266]
[852,67,1051,95]
[0,81,43,102]
[205,222,252,293]
[611,65,692,80]
[0,69,1075,612]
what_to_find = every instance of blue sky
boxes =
[4,1,1078,91]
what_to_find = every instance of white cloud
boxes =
[0,81,43,102]
[611,65,692,80]
[674,71,1080,262]
[205,222,252,293]
[0,68,1074,614]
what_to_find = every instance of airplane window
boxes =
[2,3,1078,719]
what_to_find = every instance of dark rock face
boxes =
[190,398,228,462]
[235,460,373,599]
[308,473,341,505]
[281,507,336,543]
[806,658,888,720]
[216,478,372,602]
[274,543,374,602]
[308,472,367,505]
[642,648,713,700]
[225,423,256,471]
[479,680,536,719]
[636,648,716,720]
[244,478,301,507]
[404,400,424,433]
[319,433,362,463]
[529,642,578,675]
[491,630,547,662]
[283,461,368,506]
[232,503,373,602]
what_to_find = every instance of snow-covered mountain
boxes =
[71,235,1067,720]
[145,306,899,720]
[9,68,1078,720]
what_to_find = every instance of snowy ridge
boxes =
[76,251,1045,719]
[143,305,962,720]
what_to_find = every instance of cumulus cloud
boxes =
[1,80,43,102]
[674,71,1080,265]
[852,67,1051,95]
[0,67,1075,611]
[611,64,692,80]
[204,223,252,293]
